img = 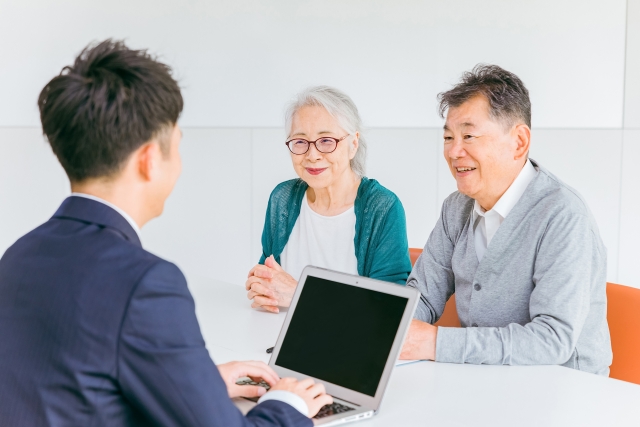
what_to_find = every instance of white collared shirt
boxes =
[472,160,537,262]
[70,193,141,238]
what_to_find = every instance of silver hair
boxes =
[285,85,367,177]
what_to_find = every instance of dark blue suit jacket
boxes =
[0,196,310,427]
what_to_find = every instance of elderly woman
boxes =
[246,86,411,313]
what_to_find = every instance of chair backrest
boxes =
[607,282,640,385]
[409,248,460,327]
[409,247,423,267]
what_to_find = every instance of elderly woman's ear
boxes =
[349,132,360,160]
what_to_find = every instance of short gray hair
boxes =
[285,85,367,177]
[438,64,532,128]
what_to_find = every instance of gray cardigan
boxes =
[408,159,612,375]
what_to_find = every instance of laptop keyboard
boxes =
[314,402,355,419]
[235,378,356,418]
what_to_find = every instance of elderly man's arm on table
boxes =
[435,212,597,366]
[407,209,599,366]
[118,261,329,426]
[401,209,457,360]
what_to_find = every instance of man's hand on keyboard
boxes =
[217,361,279,399]
[271,377,334,417]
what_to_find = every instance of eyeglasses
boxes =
[285,135,350,155]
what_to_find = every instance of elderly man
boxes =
[400,64,612,375]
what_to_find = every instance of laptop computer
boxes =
[238,265,419,426]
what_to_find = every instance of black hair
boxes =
[438,64,531,128]
[38,39,183,182]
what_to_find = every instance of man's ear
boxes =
[514,124,531,161]
[135,142,163,182]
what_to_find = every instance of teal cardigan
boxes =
[259,177,412,285]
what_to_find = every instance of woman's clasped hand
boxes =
[246,255,297,313]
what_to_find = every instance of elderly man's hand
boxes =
[245,255,297,313]
[400,319,438,361]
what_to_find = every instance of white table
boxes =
[190,278,640,427]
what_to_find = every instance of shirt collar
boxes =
[472,159,537,221]
[70,193,141,238]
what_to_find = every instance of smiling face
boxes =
[287,105,359,190]
[443,95,530,210]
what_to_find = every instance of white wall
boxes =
[1,0,638,287]
[0,0,627,128]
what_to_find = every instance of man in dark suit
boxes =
[0,40,331,426]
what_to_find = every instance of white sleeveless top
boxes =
[280,195,358,281]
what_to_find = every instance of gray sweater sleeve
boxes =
[435,209,599,366]
[406,208,456,324]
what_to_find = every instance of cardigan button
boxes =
[474,284,482,291]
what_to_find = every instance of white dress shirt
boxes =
[258,391,308,416]
[70,193,141,238]
[472,160,537,262]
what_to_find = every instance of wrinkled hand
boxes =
[271,377,333,417]
[245,255,297,313]
[399,319,438,361]
[217,361,279,399]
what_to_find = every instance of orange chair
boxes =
[607,282,640,385]
[409,248,460,327]
[408,248,423,267]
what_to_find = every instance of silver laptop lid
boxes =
[269,266,419,410]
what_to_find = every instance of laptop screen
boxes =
[275,275,408,397]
